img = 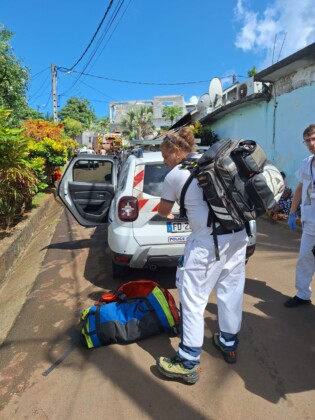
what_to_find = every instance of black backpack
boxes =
[180,139,285,258]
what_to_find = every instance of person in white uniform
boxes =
[156,127,248,384]
[285,124,315,307]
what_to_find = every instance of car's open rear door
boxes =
[58,155,118,227]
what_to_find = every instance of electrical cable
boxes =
[57,68,247,86]
[63,0,127,96]
[31,66,50,79]
[79,79,115,100]
[29,72,51,103]
[41,92,52,110]
[61,93,110,104]
[68,0,115,71]
[84,0,128,74]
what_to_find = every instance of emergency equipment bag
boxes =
[180,139,284,255]
[81,280,180,349]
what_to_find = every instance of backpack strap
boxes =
[180,171,221,261]
[205,200,220,261]
[211,223,220,261]
[179,172,194,218]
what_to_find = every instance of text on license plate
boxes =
[167,221,191,233]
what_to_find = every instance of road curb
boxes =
[0,192,57,288]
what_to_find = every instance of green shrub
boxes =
[0,166,38,228]
[28,156,48,192]
[27,137,68,183]
[0,108,39,228]
[61,137,79,159]
[191,122,220,146]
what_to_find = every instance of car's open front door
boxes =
[58,155,118,227]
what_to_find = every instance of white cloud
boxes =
[234,0,315,68]
[189,95,198,104]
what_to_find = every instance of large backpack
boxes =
[81,280,180,348]
[180,139,284,257]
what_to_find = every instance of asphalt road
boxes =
[0,204,314,420]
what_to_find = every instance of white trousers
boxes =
[176,228,248,359]
[296,230,315,300]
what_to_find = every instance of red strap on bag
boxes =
[97,279,180,326]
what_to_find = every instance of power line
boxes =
[41,92,52,110]
[84,0,128,74]
[62,0,127,96]
[29,72,51,103]
[78,79,116,100]
[60,93,110,104]
[57,68,246,86]
[31,66,50,79]
[68,0,115,71]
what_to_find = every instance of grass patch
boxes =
[32,191,50,208]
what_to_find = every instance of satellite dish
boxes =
[209,78,223,108]
[196,93,211,114]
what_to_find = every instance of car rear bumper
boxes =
[111,243,185,269]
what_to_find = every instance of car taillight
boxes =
[118,196,139,221]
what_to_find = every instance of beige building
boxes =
[109,94,194,132]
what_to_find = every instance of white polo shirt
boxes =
[161,164,210,233]
[296,155,315,235]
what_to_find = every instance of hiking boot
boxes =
[284,296,311,308]
[213,333,237,364]
[156,356,200,384]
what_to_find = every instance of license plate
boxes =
[168,236,187,243]
[167,221,191,233]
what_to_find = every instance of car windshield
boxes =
[143,163,170,197]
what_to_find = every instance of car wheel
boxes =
[111,260,130,278]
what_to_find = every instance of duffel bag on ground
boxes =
[81,280,180,348]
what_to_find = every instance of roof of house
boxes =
[254,42,315,83]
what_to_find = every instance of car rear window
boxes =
[73,160,113,183]
[143,163,170,197]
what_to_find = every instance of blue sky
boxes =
[1,0,315,118]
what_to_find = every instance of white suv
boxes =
[58,151,256,277]
[58,152,191,277]
[108,152,195,276]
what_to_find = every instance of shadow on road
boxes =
[202,276,315,404]
[2,211,315,416]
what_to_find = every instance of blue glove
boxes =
[288,213,297,230]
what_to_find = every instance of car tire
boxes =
[111,260,130,278]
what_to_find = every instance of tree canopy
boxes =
[23,119,65,142]
[248,66,257,77]
[121,106,154,140]
[0,25,33,126]
[92,116,110,133]
[59,97,96,129]
[62,117,83,138]
[162,105,183,125]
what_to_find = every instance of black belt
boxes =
[211,226,243,236]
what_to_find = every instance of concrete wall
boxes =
[210,64,315,190]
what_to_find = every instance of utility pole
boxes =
[51,64,58,122]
